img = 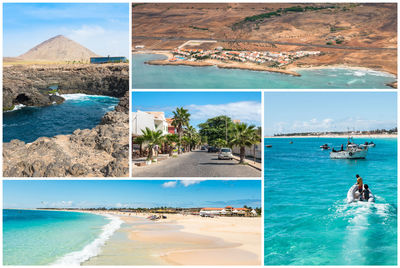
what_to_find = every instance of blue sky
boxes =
[3,3,129,57]
[133,92,261,127]
[265,92,397,135]
[3,180,261,209]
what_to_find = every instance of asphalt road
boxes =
[132,150,261,177]
[132,36,396,51]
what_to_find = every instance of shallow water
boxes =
[264,138,397,265]
[3,210,111,265]
[3,94,119,143]
[132,54,395,89]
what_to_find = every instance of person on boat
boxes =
[356,174,363,194]
[332,147,336,152]
[362,184,370,201]
[340,144,344,151]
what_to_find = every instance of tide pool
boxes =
[132,54,395,89]
[264,138,397,265]
[3,209,122,265]
[3,94,119,143]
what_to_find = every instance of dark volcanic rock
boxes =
[3,84,129,177]
[3,63,128,110]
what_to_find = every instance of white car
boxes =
[218,148,233,160]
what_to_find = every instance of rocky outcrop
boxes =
[3,63,128,110]
[3,91,129,177]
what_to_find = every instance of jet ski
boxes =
[347,184,375,203]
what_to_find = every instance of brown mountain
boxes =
[18,35,99,62]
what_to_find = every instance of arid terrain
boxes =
[3,35,129,177]
[132,3,397,75]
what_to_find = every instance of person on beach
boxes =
[356,174,363,194]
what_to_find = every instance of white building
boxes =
[132,110,169,136]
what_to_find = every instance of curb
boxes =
[232,155,262,171]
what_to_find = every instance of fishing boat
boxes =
[330,137,368,159]
[265,145,272,148]
[330,143,368,159]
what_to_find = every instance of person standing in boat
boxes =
[356,174,363,194]
[340,144,344,151]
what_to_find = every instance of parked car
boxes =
[218,148,233,160]
[201,146,206,150]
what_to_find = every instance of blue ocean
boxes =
[3,209,122,265]
[132,54,395,89]
[264,137,397,265]
[3,94,119,143]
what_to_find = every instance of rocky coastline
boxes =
[3,63,128,110]
[3,63,129,177]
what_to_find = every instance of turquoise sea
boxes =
[3,209,122,265]
[132,54,395,89]
[3,94,119,143]
[264,137,397,265]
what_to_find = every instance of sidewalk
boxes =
[132,153,177,167]
[232,154,262,171]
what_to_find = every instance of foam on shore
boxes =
[52,214,123,265]
[61,93,118,101]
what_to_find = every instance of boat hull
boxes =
[330,150,367,159]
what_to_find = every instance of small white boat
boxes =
[347,184,375,203]
[320,144,330,150]
[359,142,375,148]
[330,144,368,159]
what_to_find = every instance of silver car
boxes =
[218,148,233,160]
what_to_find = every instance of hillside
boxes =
[132,3,397,75]
[18,35,99,62]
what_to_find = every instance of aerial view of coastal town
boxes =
[132,92,261,177]
[3,3,129,177]
[264,92,397,265]
[3,180,262,265]
[132,3,397,89]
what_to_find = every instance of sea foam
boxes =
[52,214,123,265]
[61,93,115,101]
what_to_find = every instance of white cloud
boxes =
[69,25,105,39]
[186,101,261,126]
[162,181,177,188]
[180,180,203,187]
[50,200,74,208]
[271,117,396,134]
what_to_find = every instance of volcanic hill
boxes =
[18,35,99,62]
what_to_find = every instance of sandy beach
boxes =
[82,211,261,265]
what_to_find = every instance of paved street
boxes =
[132,150,261,177]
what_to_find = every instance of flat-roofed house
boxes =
[146,112,169,135]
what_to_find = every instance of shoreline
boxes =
[133,51,397,81]
[83,211,261,265]
[265,134,397,139]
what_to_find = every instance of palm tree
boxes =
[164,134,178,156]
[172,107,190,154]
[133,136,145,157]
[230,123,260,164]
[185,125,198,151]
[141,127,164,161]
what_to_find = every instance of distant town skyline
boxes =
[132,91,261,128]
[265,92,397,136]
[3,180,261,209]
[3,3,129,57]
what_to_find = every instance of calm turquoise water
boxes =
[264,138,397,265]
[3,94,119,143]
[132,54,395,89]
[3,209,110,265]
